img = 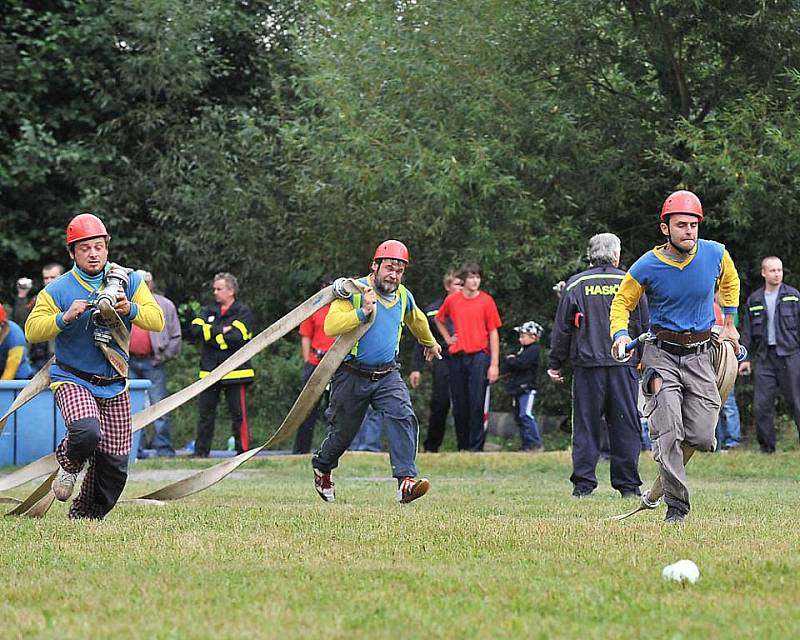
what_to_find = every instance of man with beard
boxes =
[312,240,441,503]
[26,213,164,519]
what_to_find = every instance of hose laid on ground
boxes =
[2,279,368,517]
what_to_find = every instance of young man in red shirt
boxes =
[435,262,502,451]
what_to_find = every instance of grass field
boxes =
[1,450,799,639]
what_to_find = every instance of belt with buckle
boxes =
[654,340,711,357]
[341,361,396,381]
[651,326,712,345]
[56,361,126,386]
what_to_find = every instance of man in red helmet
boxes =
[312,240,441,503]
[610,191,740,523]
[26,213,164,519]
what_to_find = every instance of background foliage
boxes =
[3,0,800,445]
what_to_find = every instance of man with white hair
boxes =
[129,270,182,457]
[548,232,649,498]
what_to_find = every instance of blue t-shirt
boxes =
[0,320,34,379]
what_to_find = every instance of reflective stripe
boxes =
[232,320,252,340]
[749,305,764,312]
[215,333,229,350]
[199,368,254,381]
[566,273,624,292]
[782,296,799,302]
[350,285,407,357]
[426,309,438,317]
[192,318,212,342]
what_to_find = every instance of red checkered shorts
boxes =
[54,383,132,470]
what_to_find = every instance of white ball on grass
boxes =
[662,559,700,584]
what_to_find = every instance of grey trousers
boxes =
[641,343,720,514]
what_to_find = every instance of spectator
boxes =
[190,272,255,457]
[408,270,463,452]
[548,233,648,498]
[26,212,164,519]
[12,277,34,326]
[129,270,182,458]
[0,305,34,380]
[739,256,800,453]
[611,190,740,523]
[713,290,741,451]
[501,321,544,452]
[312,240,440,503]
[28,263,65,370]
[293,274,337,454]
[435,262,502,451]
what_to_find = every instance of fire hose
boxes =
[0,278,371,518]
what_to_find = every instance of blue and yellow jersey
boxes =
[610,239,739,339]
[0,320,34,380]
[324,275,436,366]
[25,264,164,398]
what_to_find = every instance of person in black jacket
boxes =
[408,271,463,452]
[739,256,800,453]
[502,321,543,452]
[190,272,255,457]
[548,233,648,498]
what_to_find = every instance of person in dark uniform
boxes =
[739,256,800,453]
[408,271,463,452]
[548,233,649,498]
[191,272,255,457]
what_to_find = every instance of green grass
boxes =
[1,450,799,639]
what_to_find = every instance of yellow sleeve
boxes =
[610,273,646,339]
[1,346,24,380]
[324,298,363,336]
[25,290,63,343]
[131,281,165,332]
[405,305,436,348]
[718,250,740,311]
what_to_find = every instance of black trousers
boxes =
[196,382,246,455]
[753,348,800,452]
[570,366,642,495]
[447,351,490,451]
[422,357,451,452]
[293,362,325,454]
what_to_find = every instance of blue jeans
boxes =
[640,418,652,451]
[513,390,541,448]
[350,406,384,452]
[129,357,175,456]
[715,389,741,450]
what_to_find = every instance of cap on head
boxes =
[16,277,33,290]
[135,269,153,284]
[514,321,543,338]
[373,240,409,264]
[660,190,704,221]
[66,212,110,245]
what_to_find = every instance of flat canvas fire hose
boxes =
[2,279,368,517]
[611,338,739,521]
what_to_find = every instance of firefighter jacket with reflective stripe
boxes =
[740,283,800,359]
[550,265,649,369]
[191,300,255,383]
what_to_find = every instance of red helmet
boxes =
[66,212,110,245]
[0,305,6,323]
[660,190,704,221]
[373,239,409,264]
